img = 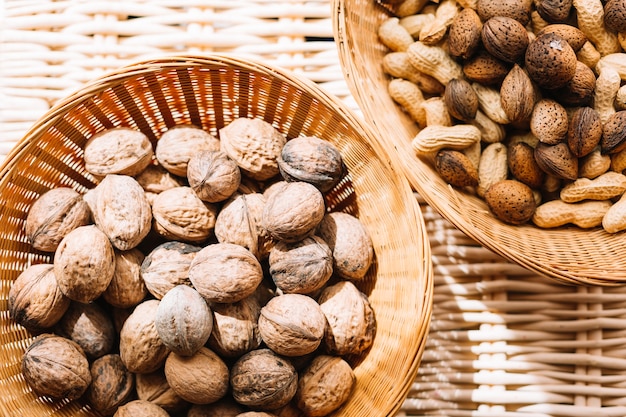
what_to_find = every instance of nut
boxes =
[24,187,91,253]
[443,78,479,122]
[500,64,536,124]
[113,400,170,417]
[533,199,612,228]
[156,124,220,177]
[86,354,135,416]
[84,127,153,177]
[435,149,480,188]
[482,16,530,64]
[103,248,147,309]
[135,163,184,194]
[135,369,189,414]
[530,99,569,145]
[21,334,91,401]
[54,225,116,303]
[534,142,579,180]
[187,150,241,203]
[141,241,200,299]
[219,117,287,181]
[463,51,511,86]
[604,0,626,33]
[187,399,245,417]
[262,181,325,243]
[318,281,377,356]
[476,0,533,26]
[484,179,537,224]
[567,106,603,158]
[551,61,596,106]
[535,0,573,23]
[508,142,545,189]
[207,295,262,358]
[164,347,230,405]
[230,348,298,410]
[536,24,587,51]
[295,355,356,417]
[560,171,626,202]
[8,263,70,331]
[278,136,345,193]
[54,301,116,359]
[268,236,333,295]
[258,293,327,357]
[188,242,264,304]
[448,7,483,60]
[601,111,626,155]
[155,285,213,357]
[524,32,577,89]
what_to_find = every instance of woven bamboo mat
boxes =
[4,1,626,417]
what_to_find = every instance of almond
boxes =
[463,51,511,86]
[444,79,479,122]
[448,8,483,60]
[530,98,569,145]
[536,24,587,51]
[534,142,579,180]
[435,149,479,187]
[500,64,536,125]
[535,0,573,23]
[601,111,626,155]
[604,0,626,33]
[508,142,545,189]
[476,0,533,26]
[567,107,602,158]
[550,61,596,106]
[482,16,530,64]
[524,32,577,90]
[484,179,537,225]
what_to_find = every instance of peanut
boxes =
[456,0,477,9]
[471,110,506,144]
[396,0,431,18]
[471,83,511,125]
[572,0,621,56]
[611,146,626,174]
[533,199,612,228]
[577,41,602,69]
[378,18,414,52]
[477,143,508,198]
[530,10,549,34]
[580,148,611,179]
[407,41,464,85]
[388,78,426,127]
[412,124,481,155]
[382,52,445,94]
[603,193,626,233]
[462,140,481,171]
[420,97,452,126]
[419,0,459,45]
[399,13,436,38]
[594,66,621,124]
[560,171,626,202]
[596,53,626,80]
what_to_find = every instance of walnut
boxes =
[54,301,116,359]
[155,124,220,177]
[8,263,70,331]
[268,236,332,294]
[219,117,287,181]
[21,334,91,401]
[86,354,135,416]
[84,127,154,177]
[135,368,190,414]
[152,186,218,243]
[24,187,91,252]
[188,242,264,304]
[295,355,356,417]
[214,192,275,260]
[188,150,241,203]
[119,299,169,374]
[141,241,201,299]
[113,399,170,417]
[155,285,213,356]
[135,163,185,194]
[164,347,230,405]
[91,174,153,251]
[262,181,325,242]
[103,248,147,309]
[54,225,116,303]
[187,398,245,417]
[207,295,262,358]
[230,348,298,410]
[258,294,326,357]
[318,281,376,356]
[316,212,374,281]
[278,136,345,192]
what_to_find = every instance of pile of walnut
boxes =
[378,0,626,231]
[11,119,377,417]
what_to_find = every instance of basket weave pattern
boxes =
[0,54,432,417]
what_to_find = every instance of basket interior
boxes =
[332,0,626,286]
[0,55,432,417]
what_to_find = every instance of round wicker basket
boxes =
[0,54,433,416]
[332,0,626,286]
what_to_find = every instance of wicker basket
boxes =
[0,54,433,416]
[332,0,626,286]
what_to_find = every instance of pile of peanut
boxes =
[11,119,377,417]
[378,0,626,231]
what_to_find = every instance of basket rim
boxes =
[0,52,434,417]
